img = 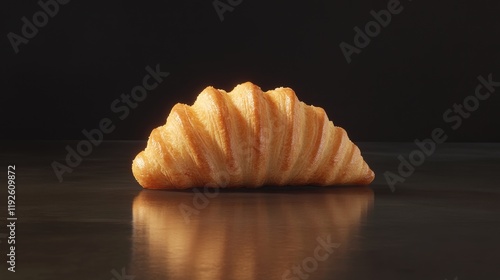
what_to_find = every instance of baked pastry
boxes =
[132,82,374,189]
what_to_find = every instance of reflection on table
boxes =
[131,187,373,280]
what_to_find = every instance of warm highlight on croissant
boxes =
[132,82,374,189]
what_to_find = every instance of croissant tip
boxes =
[131,153,148,188]
[365,169,376,184]
[360,166,375,183]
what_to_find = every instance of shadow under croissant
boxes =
[130,186,374,280]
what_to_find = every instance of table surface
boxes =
[0,141,499,280]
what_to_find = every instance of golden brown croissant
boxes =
[132,82,374,189]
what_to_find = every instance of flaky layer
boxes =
[132,82,374,189]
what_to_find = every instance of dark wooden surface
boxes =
[0,142,499,280]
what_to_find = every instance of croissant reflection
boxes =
[131,187,374,280]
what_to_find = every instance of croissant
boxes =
[132,82,374,189]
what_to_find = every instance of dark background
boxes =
[1,0,499,142]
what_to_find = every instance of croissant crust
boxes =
[132,82,374,189]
